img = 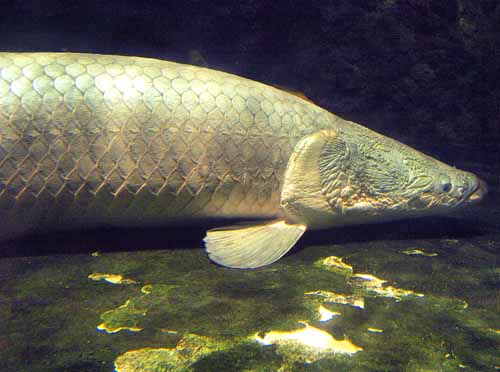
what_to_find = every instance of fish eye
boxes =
[442,182,452,193]
[438,174,452,193]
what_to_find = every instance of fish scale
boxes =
[0,52,334,238]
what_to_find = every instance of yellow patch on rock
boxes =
[97,299,146,333]
[88,273,137,285]
[315,256,353,276]
[255,322,362,355]
[402,248,438,257]
[114,334,226,372]
[318,305,341,322]
[305,290,365,309]
[351,273,424,301]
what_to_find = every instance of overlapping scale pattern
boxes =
[0,53,336,236]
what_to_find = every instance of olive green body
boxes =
[0,53,341,237]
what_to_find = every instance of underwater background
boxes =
[0,1,499,371]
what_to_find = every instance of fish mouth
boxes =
[466,178,488,204]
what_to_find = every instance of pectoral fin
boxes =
[204,220,306,269]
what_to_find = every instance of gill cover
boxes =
[280,129,345,227]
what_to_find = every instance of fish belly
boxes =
[0,53,334,237]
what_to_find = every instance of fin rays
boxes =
[204,220,306,269]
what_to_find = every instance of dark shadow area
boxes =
[304,215,490,245]
[0,220,215,258]
[292,215,492,255]
[0,215,491,259]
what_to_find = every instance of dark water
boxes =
[1,164,499,372]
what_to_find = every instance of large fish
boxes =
[0,53,487,268]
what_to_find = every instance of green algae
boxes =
[1,221,499,371]
[98,299,147,333]
[114,334,230,372]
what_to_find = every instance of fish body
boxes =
[0,53,486,268]
[0,53,332,232]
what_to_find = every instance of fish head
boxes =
[396,153,486,213]
[326,128,489,223]
[281,127,487,228]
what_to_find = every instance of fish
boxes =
[0,53,487,268]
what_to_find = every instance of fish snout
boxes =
[467,177,488,204]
